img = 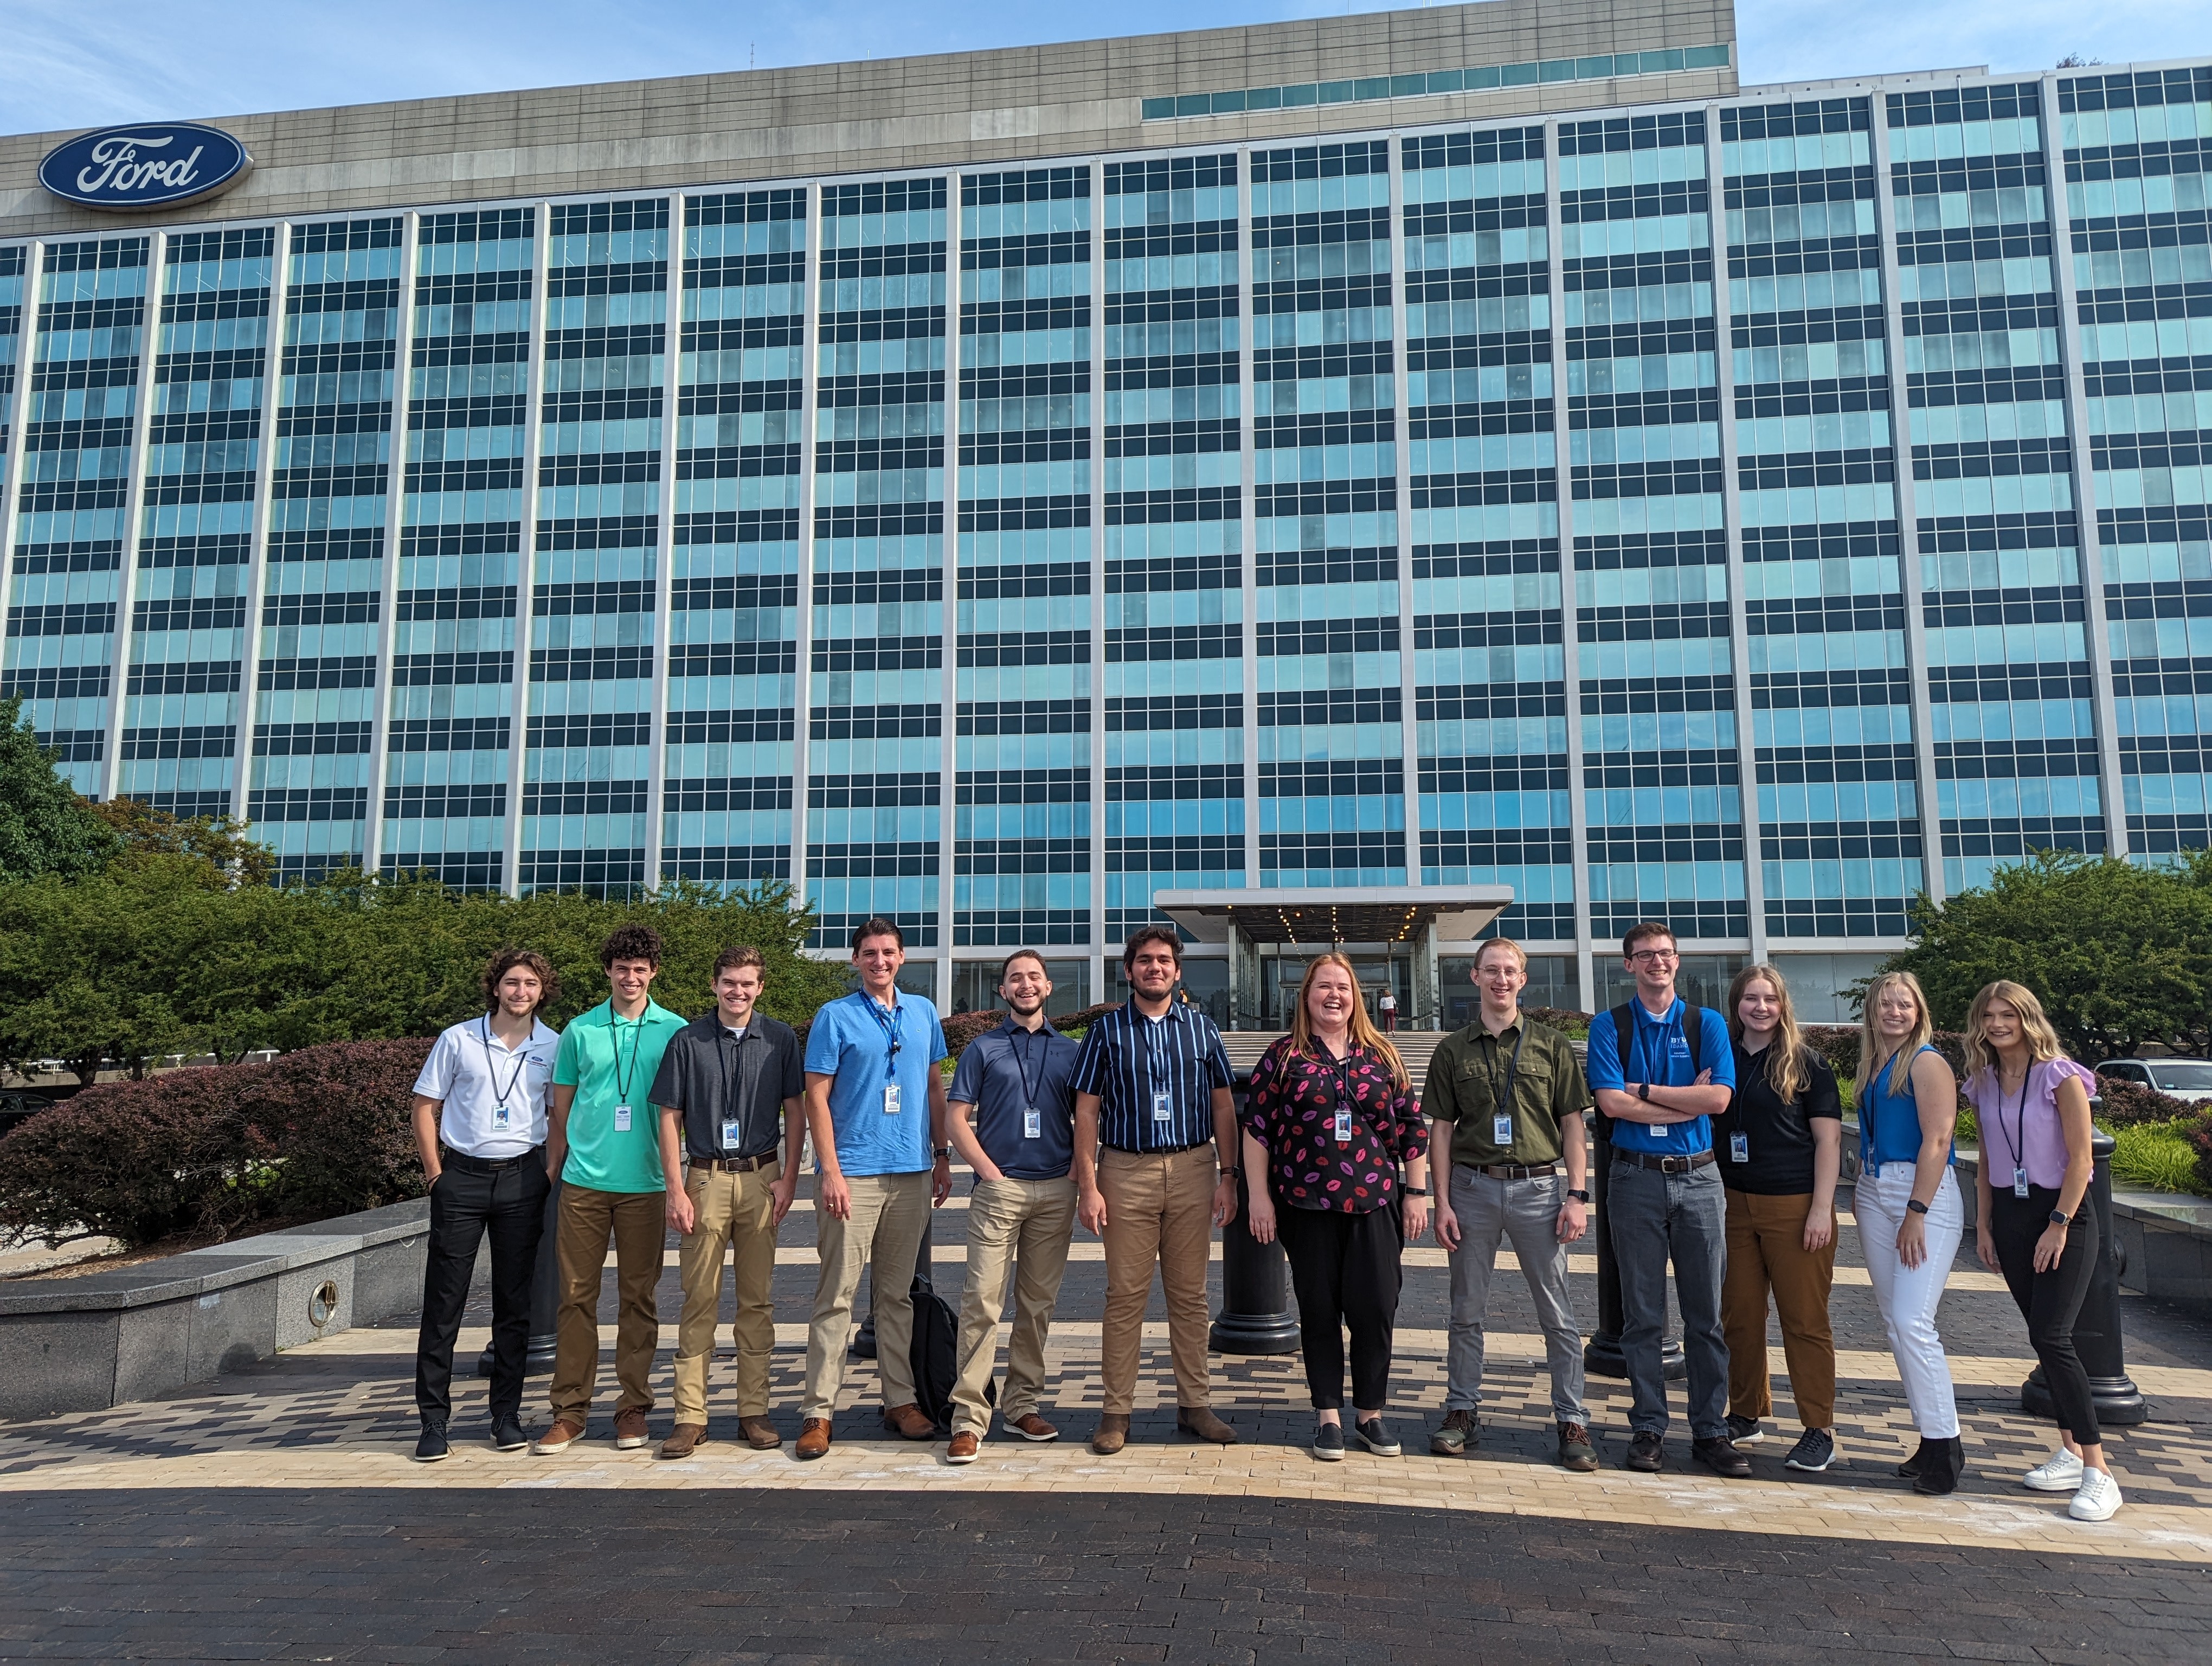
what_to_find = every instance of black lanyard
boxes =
[1486,1024,1527,1117]
[1011,1025,1048,1107]
[1142,1012,1172,1102]
[865,995,903,1080]
[716,1025,748,1131]
[607,1005,647,1103]
[478,1017,533,1110]
[1319,1038,1357,1121]
[2002,1063,2033,1176]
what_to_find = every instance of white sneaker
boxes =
[2068,1469,2123,1522]
[2023,1446,2085,1492]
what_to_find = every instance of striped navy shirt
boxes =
[1072,999,1234,1153]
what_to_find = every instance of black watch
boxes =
[1637,1081,1652,1101]
[933,1145,953,1161]
[2048,1208,2070,1226]
[1401,1185,1430,1197]
[1566,1188,1591,1204]
[1219,1165,1240,1179]
[1906,1198,1930,1216]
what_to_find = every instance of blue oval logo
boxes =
[38,122,253,212]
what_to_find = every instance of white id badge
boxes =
[2013,1166,2031,1199]
[1152,1088,1172,1123]
[720,1116,743,1149]
[883,1081,902,1116]
[614,1104,632,1133]
[1024,1108,1041,1140]
[1334,1107,1354,1143]
[492,1103,512,1131]
[1492,1113,1514,1147]
[1729,1131,1750,1163]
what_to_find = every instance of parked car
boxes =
[2095,1058,2212,1106]
[0,1090,55,1139]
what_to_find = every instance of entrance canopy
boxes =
[1153,885,1513,946]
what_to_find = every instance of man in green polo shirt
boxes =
[1423,937,1598,1471]
[533,924,689,1455]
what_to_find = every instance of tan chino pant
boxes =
[801,1170,933,1420]
[672,1159,781,1425]
[949,1175,1078,1435]
[1097,1145,1216,1416]
[1721,1186,1839,1431]
[550,1185,664,1421]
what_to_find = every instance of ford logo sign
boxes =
[38,121,253,213]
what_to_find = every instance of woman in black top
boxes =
[1715,963,1843,1474]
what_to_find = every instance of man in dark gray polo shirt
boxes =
[942,949,1081,1463]
[650,944,805,1458]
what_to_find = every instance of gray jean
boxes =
[1606,1157,1729,1440]
[1444,1165,1589,1424]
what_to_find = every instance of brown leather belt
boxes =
[1615,1149,1716,1174]
[1476,1161,1557,1180]
[693,1152,776,1173]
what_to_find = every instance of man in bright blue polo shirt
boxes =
[1584,920,1745,1478]
[795,916,951,1459]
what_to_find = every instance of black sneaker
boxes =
[1693,1437,1753,1478]
[1625,1431,1664,1472]
[491,1413,528,1452]
[1355,1417,1401,1457]
[1725,1414,1765,1447]
[414,1422,451,1463]
[1785,1428,1835,1473]
[1313,1421,1346,1462]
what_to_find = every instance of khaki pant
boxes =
[550,1184,664,1421]
[672,1159,782,1425]
[1721,1186,1838,1431]
[1098,1145,1216,1415]
[949,1175,1078,1435]
[802,1170,933,1420]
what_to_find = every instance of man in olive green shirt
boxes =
[1423,938,1597,1470]
[534,924,689,1456]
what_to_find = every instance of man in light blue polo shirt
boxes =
[1585,920,1742,1478]
[795,916,951,1458]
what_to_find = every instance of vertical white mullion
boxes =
[2042,74,2129,862]
[793,185,823,908]
[101,228,169,804]
[1708,114,1767,962]
[1238,148,1261,900]
[364,212,420,880]
[0,241,45,655]
[1088,158,1107,998]
[233,221,291,830]
[938,174,962,1004]
[502,202,552,897]
[1388,135,1420,890]
[1870,102,1947,909]
[1547,121,1597,1010]
[645,193,684,895]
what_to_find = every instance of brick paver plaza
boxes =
[4,1180,2210,1662]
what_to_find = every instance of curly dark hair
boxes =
[600,924,664,969]
[481,948,557,1015]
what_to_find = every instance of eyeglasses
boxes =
[1627,949,1679,964]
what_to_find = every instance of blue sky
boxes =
[1,0,2204,134]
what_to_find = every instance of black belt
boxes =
[1104,1141,1210,1157]
[1615,1149,1716,1174]
[440,1145,544,1174]
[1470,1161,1557,1180]
[692,1152,777,1173]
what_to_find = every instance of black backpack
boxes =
[905,1272,993,1432]
[1599,1001,1705,1142]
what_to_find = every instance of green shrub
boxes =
[2109,1120,2212,1197]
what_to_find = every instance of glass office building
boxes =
[2,3,2207,1020]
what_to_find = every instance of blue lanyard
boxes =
[865,995,903,1081]
[1628,1005,1674,1088]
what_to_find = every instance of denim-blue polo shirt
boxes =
[802,990,948,1177]
[1584,996,1735,1156]
[947,1016,1079,1180]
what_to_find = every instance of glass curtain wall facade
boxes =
[4,61,2209,1011]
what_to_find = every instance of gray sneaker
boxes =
[1430,1409,1477,1456]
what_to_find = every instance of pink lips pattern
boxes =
[1242,1035,1426,1212]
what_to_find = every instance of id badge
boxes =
[1334,1107,1354,1144]
[883,1081,902,1116]
[1492,1113,1514,1148]
[614,1104,632,1134]
[1152,1088,1172,1124]
[1729,1131,1750,1164]
[492,1102,512,1131]
[720,1116,743,1150]
[2013,1166,2031,1199]
[1023,1107,1041,1140]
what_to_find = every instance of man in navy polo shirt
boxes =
[941,949,1081,1462]
[1585,921,1746,1478]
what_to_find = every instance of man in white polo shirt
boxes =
[409,949,562,1462]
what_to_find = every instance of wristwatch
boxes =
[1566,1188,1591,1204]
[932,1144,953,1161]
[2049,1208,2070,1226]
[1637,1081,1652,1102]
[1219,1165,1241,1180]
[1402,1185,1430,1197]
[1906,1198,1930,1216]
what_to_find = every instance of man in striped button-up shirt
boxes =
[1072,925,1240,1454]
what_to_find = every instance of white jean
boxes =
[1855,1162,1963,1438]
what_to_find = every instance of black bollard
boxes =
[852,1197,935,1360]
[479,1175,561,1378]
[1209,1074,1299,1354]
[2021,1123,2147,1426]
[1583,1116,1687,1381]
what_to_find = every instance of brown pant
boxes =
[550,1185,665,1421]
[1721,1186,1837,1431]
[1098,1145,1216,1415]
[672,1159,781,1424]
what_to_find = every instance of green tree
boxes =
[1885,850,2212,1061]
[0,697,119,882]
[91,797,277,888]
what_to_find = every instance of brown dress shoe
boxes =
[738,1416,780,1450]
[1008,1413,1059,1443]
[612,1407,651,1450]
[796,1417,833,1459]
[1090,1413,1129,1455]
[1176,1406,1238,1445]
[658,1422,707,1460]
[882,1402,935,1439]
[531,1417,585,1455]
[946,1431,980,1464]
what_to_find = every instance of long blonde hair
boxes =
[1857,970,1933,1101]
[1288,952,1407,1087]
[1726,962,1807,1106]
[1963,979,2068,1087]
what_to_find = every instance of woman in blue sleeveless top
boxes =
[1854,970,1966,1495]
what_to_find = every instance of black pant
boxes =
[414,1153,551,1425]
[1988,1185,2101,1446]
[1276,1203,1403,1412]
